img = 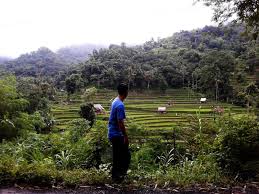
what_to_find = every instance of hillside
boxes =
[1,44,105,77]
[57,24,258,105]
[56,43,106,64]
[0,56,12,64]
[2,47,65,77]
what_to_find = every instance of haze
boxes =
[0,0,215,57]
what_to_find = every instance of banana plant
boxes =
[55,149,74,170]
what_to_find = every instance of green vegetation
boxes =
[0,16,258,189]
[1,78,258,188]
[198,0,259,39]
[52,24,259,110]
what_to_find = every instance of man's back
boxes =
[108,97,126,140]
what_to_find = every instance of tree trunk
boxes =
[182,74,185,87]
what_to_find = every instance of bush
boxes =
[214,117,259,179]
[16,159,57,186]
[79,103,96,127]
[66,120,110,169]
[68,119,91,143]
[131,140,167,170]
[0,154,17,186]
[154,154,221,186]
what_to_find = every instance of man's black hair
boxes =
[117,83,128,96]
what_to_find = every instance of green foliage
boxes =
[65,74,83,96]
[55,150,74,170]
[158,148,177,170]
[0,154,17,185]
[214,117,259,179]
[2,47,68,77]
[233,82,259,108]
[131,140,167,171]
[198,51,235,100]
[54,24,258,104]
[81,121,110,169]
[197,0,259,39]
[83,87,97,102]
[79,103,96,127]
[0,76,31,139]
[17,77,55,132]
[154,154,221,186]
[68,119,91,143]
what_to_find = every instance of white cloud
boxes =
[0,0,215,57]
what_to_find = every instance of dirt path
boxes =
[1,183,259,194]
[0,187,185,194]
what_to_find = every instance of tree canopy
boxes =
[197,0,259,39]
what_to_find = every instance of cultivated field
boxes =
[51,89,246,141]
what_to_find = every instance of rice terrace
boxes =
[52,89,247,142]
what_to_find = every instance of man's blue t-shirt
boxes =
[108,97,126,140]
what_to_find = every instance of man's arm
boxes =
[118,120,128,145]
[117,105,128,144]
[118,120,127,136]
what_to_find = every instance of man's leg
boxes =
[122,143,131,176]
[111,137,124,181]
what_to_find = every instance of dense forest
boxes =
[58,24,259,108]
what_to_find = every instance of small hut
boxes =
[94,104,105,114]
[200,98,207,103]
[158,107,167,114]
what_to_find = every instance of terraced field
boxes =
[51,89,247,140]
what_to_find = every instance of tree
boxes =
[245,82,259,112]
[144,70,155,90]
[79,103,96,127]
[83,87,97,102]
[0,76,30,139]
[65,74,83,100]
[198,51,235,100]
[197,0,259,39]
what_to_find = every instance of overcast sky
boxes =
[0,0,215,57]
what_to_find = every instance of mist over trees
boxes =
[0,56,12,64]
[56,43,106,64]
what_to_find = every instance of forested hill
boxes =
[56,44,106,64]
[2,47,65,77]
[0,44,105,77]
[0,56,12,64]
[60,24,258,104]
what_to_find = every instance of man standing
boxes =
[108,83,130,183]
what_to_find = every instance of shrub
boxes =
[214,117,259,179]
[131,140,167,170]
[16,158,57,186]
[61,168,109,187]
[0,154,17,186]
[68,121,110,169]
[154,154,221,187]
[68,119,91,143]
[79,103,96,127]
